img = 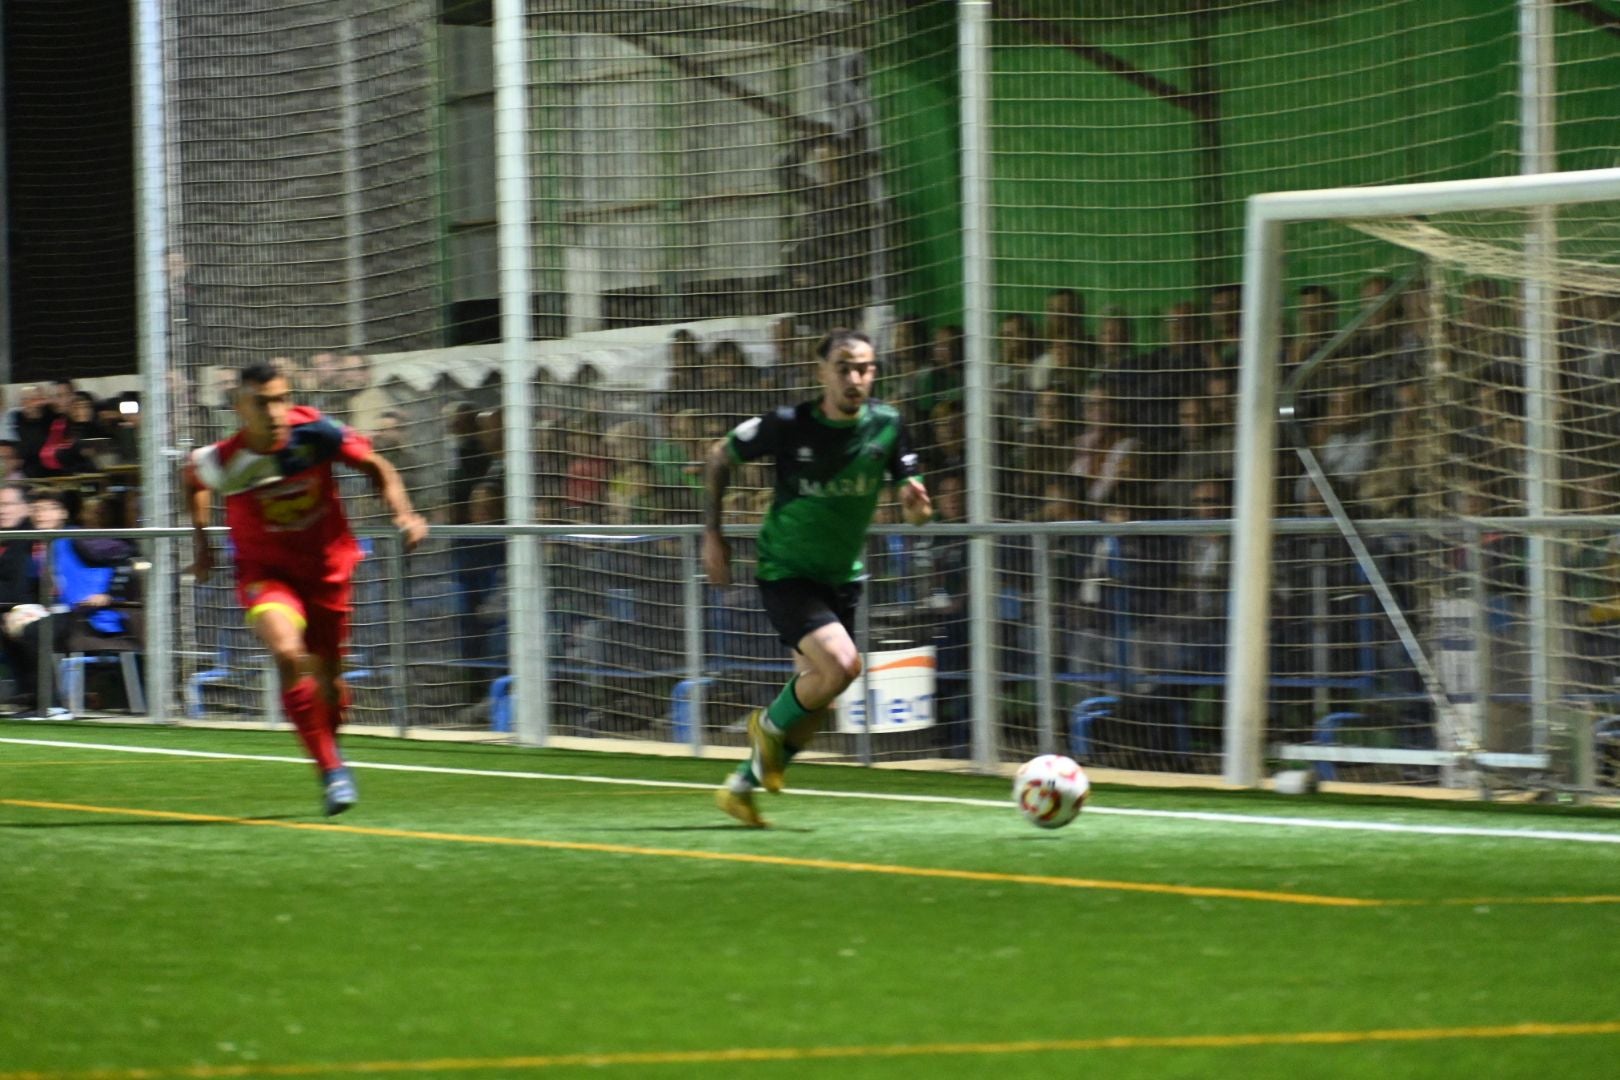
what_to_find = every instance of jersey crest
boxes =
[255,473,326,532]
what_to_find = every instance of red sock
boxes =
[283,676,341,773]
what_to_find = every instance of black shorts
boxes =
[757,577,863,651]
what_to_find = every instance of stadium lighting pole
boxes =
[133,0,175,725]
[1519,0,1557,761]
[958,0,998,771]
[494,0,547,746]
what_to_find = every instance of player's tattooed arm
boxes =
[701,439,734,585]
[702,439,733,533]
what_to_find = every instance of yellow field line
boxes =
[1434,895,1620,906]
[4,1020,1619,1079]
[9,798,1618,909]
[0,797,1374,907]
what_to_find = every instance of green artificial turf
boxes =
[2,720,1617,1079]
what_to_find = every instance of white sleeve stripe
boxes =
[190,446,225,492]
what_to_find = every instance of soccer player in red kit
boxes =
[183,362,428,815]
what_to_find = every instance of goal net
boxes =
[1240,171,1620,792]
[119,2,1620,791]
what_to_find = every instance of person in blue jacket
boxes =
[51,492,137,638]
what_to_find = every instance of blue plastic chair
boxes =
[670,677,712,742]
[184,650,237,718]
[489,675,514,732]
[59,651,145,716]
[1310,711,1365,781]
[1068,695,1118,761]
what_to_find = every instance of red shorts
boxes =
[237,572,353,661]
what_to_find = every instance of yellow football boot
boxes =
[714,785,768,828]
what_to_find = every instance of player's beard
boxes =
[837,390,863,416]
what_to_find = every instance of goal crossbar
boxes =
[1248,167,1620,223]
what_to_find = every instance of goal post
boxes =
[1227,166,1620,788]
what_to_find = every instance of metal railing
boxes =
[16,515,1617,793]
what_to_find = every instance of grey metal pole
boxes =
[385,533,410,737]
[533,535,552,744]
[338,17,366,351]
[1033,534,1056,756]
[856,567,875,767]
[133,0,175,725]
[1519,0,1557,760]
[37,542,55,714]
[494,0,544,745]
[958,0,998,771]
[682,533,705,755]
[1455,528,1491,789]
[0,7,11,384]
[1311,543,1328,720]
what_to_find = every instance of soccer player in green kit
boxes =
[703,328,933,827]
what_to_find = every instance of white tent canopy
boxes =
[366,314,788,393]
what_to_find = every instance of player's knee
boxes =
[832,651,863,688]
[270,654,305,689]
[266,641,303,669]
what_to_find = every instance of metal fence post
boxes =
[494,0,543,747]
[959,0,998,773]
[683,532,705,755]
[134,0,175,725]
[1034,534,1055,756]
[857,564,874,767]
[386,532,410,737]
[533,534,553,744]
[37,539,55,714]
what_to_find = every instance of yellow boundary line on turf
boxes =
[0,797,1373,907]
[1432,894,1620,906]
[9,798,1620,909]
[4,1020,1619,1079]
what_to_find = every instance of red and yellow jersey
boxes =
[186,405,372,584]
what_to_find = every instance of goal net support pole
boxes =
[1225,167,1620,788]
[1519,0,1558,766]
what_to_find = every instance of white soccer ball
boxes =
[1014,754,1090,829]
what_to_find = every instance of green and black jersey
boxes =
[725,400,920,585]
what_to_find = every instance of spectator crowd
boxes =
[7,275,1619,760]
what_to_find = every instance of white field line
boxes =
[3,736,1619,846]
